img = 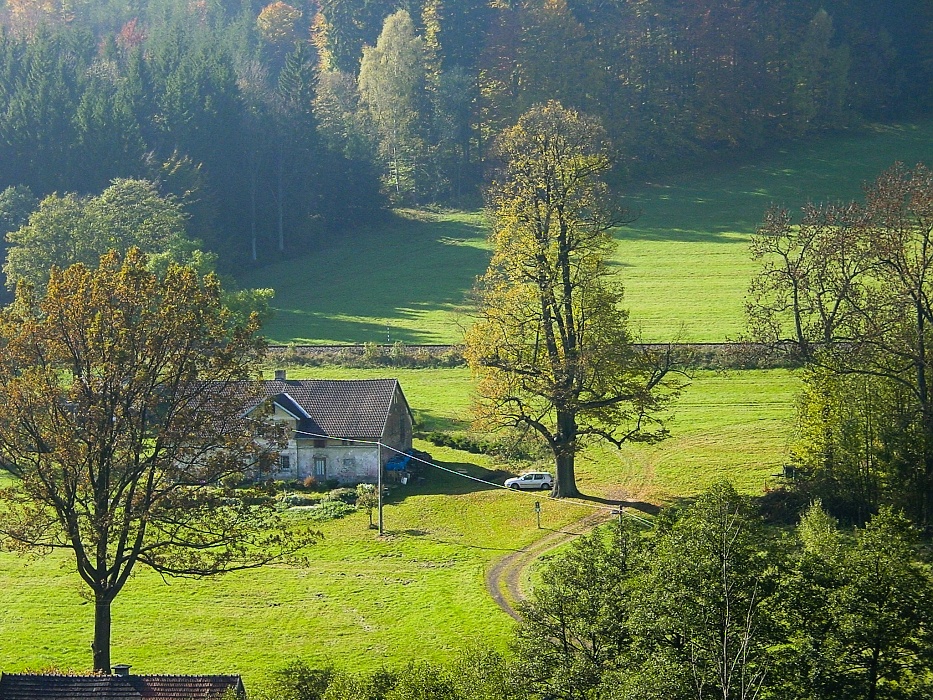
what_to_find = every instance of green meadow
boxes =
[6,122,926,685]
[0,368,797,686]
[245,121,933,345]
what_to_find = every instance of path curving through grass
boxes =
[485,510,614,619]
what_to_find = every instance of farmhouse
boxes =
[0,668,245,700]
[254,372,413,484]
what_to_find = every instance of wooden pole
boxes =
[377,444,384,535]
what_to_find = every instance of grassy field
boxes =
[243,121,933,344]
[0,366,797,685]
[0,437,591,687]
[275,365,800,500]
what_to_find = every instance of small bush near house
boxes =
[306,501,356,522]
[322,488,357,504]
[280,493,322,507]
[237,488,276,507]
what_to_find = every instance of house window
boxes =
[314,439,326,448]
[314,456,326,477]
[279,455,290,472]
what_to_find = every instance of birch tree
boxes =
[358,10,428,201]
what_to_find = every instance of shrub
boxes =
[221,473,247,490]
[322,488,357,504]
[420,429,545,460]
[306,500,355,522]
[281,493,321,507]
[238,488,276,507]
[362,342,383,361]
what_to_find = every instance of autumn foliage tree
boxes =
[465,102,680,498]
[0,249,310,672]
[257,2,303,48]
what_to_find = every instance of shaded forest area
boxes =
[0,0,931,272]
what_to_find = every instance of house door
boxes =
[314,455,326,478]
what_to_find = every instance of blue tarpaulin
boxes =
[385,454,411,471]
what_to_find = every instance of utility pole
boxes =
[377,443,384,535]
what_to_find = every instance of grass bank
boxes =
[243,121,933,345]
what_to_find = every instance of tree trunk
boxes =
[867,643,880,700]
[552,410,579,498]
[553,450,579,498]
[915,301,932,527]
[250,163,257,262]
[92,590,112,673]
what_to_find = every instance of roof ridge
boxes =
[1,672,112,678]
[138,675,241,679]
[0,672,241,677]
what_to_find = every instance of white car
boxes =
[504,472,553,490]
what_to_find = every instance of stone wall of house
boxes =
[271,440,381,484]
[382,387,413,457]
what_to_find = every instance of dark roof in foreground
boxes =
[258,378,409,440]
[0,673,245,700]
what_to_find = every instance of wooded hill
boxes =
[0,0,931,271]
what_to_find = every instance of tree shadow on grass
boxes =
[412,409,470,433]
[572,492,661,516]
[253,213,492,345]
[383,459,510,500]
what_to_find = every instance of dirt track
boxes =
[485,510,614,620]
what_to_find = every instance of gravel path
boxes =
[485,510,614,620]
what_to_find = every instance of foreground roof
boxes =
[0,673,244,700]
[259,378,409,441]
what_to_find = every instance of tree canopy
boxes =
[0,249,311,672]
[512,485,933,700]
[3,178,212,293]
[2,0,931,268]
[747,162,933,526]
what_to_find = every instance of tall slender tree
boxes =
[358,9,428,201]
